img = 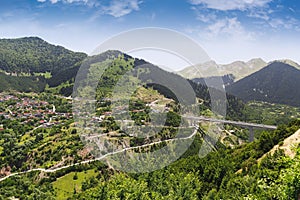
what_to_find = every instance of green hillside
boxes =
[72,50,245,121]
[0,119,299,199]
[0,37,86,74]
[0,37,87,92]
[0,72,46,92]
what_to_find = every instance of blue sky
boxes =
[1,0,300,67]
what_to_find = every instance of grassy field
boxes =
[52,168,98,199]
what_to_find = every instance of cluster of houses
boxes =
[0,94,71,130]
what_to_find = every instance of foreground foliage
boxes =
[1,120,299,199]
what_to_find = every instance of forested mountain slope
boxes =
[0,37,86,74]
[0,37,87,90]
[227,62,300,107]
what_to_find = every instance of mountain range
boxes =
[0,37,300,108]
[177,53,300,107]
[177,58,267,81]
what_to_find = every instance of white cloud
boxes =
[196,13,217,23]
[248,9,271,20]
[37,0,88,4]
[189,0,272,11]
[102,0,142,17]
[204,17,254,40]
[269,17,300,30]
[37,0,141,17]
[191,7,217,23]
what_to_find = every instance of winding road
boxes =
[0,126,199,182]
[0,116,277,182]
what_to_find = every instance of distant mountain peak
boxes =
[247,58,265,62]
[94,50,126,58]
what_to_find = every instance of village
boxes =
[0,93,72,131]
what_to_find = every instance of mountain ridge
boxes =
[177,58,267,81]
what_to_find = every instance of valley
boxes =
[0,38,299,199]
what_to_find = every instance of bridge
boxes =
[84,116,277,142]
[183,116,277,142]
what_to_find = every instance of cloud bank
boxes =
[189,0,272,11]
